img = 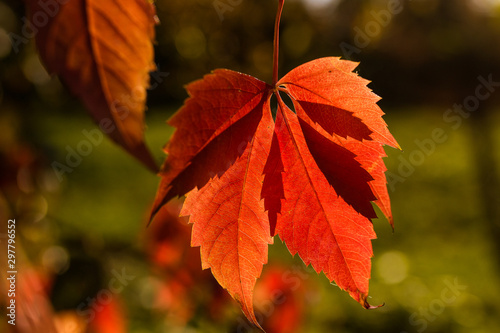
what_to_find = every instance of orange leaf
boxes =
[151,57,398,326]
[178,78,274,327]
[150,70,272,218]
[272,99,375,308]
[27,0,158,171]
[278,57,398,225]
[278,57,398,148]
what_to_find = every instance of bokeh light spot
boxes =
[42,246,70,274]
[175,26,206,59]
[301,0,340,11]
[22,53,51,85]
[377,251,409,284]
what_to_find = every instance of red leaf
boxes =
[271,99,375,308]
[180,99,274,328]
[151,57,398,326]
[278,57,398,226]
[279,57,399,148]
[150,70,272,218]
[27,0,158,171]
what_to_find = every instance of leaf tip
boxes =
[365,302,385,310]
[147,206,160,228]
[360,293,384,310]
[236,298,266,332]
[147,192,171,227]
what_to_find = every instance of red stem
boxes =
[272,0,285,86]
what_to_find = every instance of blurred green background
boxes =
[1,0,500,332]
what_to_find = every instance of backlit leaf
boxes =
[152,57,398,327]
[27,0,158,171]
